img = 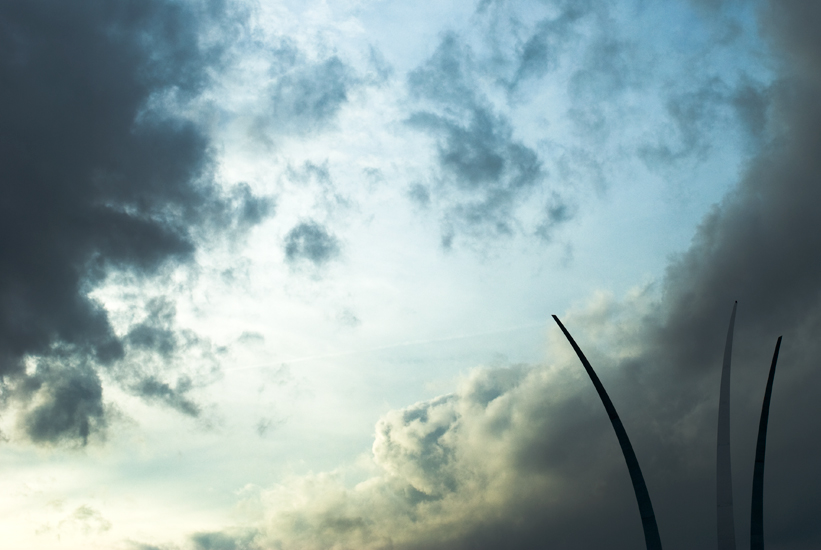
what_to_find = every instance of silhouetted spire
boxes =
[718,302,738,550]
[552,315,663,550]
[750,336,782,550]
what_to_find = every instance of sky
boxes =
[0,0,819,548]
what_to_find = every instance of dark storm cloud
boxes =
[536,0,821,546]
[621,3,821,544]
[284,221,340,266]
[407,33,567,243]
[0,0,269,444]
[731,82,770,144]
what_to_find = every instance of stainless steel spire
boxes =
[750,336,782,550]
[552,315,663,550]
[717,302,738,550]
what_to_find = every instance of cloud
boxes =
[132,375,201,418]
[37,504,113,537]
[0,0,269,444]
[236,350,685,550]
[222,183,276,234]
[127,298,179,358]
[181,2,821,546]
[567,36,637,104]
[281,160,352,219]
[191,530,259,550]
[59,505,112,535]
[245,40,357,141]
[731,81,771,144]
[639,76,767,166]
[406,33,568,244]
[407,183,432,208]
[15,360,106,446]
[407,33,477,107]
[128,544,172,550]
[535,191,577,241]
[507,1,594,89]
[645,12,821,374]
[270,56,352,133]
[117,297,220,418]
[284,221,341,267]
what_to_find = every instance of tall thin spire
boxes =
[552,315,663,550]
[750,336,782,550]
[717,302,738,550]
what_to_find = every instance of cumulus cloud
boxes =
[229,335,680,550]
[0,0,270,444]
[197,274,811,550]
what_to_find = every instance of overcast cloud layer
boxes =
[0,0,819,549]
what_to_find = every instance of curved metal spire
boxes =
[750,336,782,550]
[717,302,738,550]
[552,315,663,550]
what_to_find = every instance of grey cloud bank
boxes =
[0,0,269,444]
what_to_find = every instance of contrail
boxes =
[552,315,663,550]
[225,321,546,373]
